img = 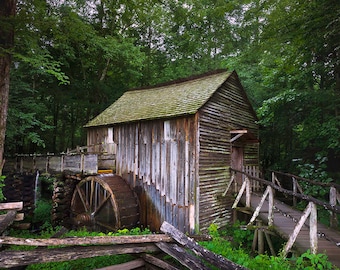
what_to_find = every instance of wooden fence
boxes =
[0,221,246,270]
[272,170,340,228]
[0,202,24,235]
[3,144,118,175]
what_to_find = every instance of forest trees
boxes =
[231,0,340,174]
[0,0,16,174]
[1,0,339,178]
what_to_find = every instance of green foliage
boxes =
[202,224,337,270]
[33,199,52,225]
[297,154,333,199]
[295,250,333,270]
[3,0,340,181]
[219,221,254,251]
[227,0,340,173]
[0,175,5,201]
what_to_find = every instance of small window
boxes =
[107,127,114,143]
[164,121,171,141]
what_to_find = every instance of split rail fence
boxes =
[0,220,245,270]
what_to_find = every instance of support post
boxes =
[248,186,273,226]
[329,187,339,228]
[282,202,317,257]
[245,176,251,207]
[257,220,264,254]
[309,202,317,254]
[268,186,274,226]
[264,231,276,256]
[232,179,247,209]
[292,177,297,207]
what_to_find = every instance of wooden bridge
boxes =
[227,169,340,267]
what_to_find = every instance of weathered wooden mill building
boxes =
[85,70,259,233]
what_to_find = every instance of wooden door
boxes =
[231,146,244,186]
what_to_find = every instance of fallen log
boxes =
[0,243,159,268]
[0,234,173,246]
[160,221,248,270]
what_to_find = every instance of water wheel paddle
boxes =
[70,174,139,231]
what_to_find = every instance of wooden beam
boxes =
[160,221,247,270]
[0,213,24,223]
[230,130,248,134]
[96,258,145,270]
[0,234,173,247]
[0,202,23,211]
[0,210,17,234]
[0,244,159,268]
[156,242,210,270]
[282,202,317,257]
[230,133,243,143]
[143,253,181,270]
[248,186,273,226]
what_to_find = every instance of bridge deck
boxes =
[242,193,340,267]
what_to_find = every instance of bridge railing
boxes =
[4,152,99,174]
[271,170,340,229]
[227,168,340,257]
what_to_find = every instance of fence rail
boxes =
[0,221,245,269]
[271,170,340,228]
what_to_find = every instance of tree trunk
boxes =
[0,0,16,175]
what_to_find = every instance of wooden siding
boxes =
[87,127,116,170]
[197,73,259,232]
[115,117,198,233]
[87,127,116,155]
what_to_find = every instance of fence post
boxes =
[310,202,318,254]
[292,177,297,207]
[232,176,250,209]
[329,187,339,228]
[245,176,251,207]
[282,202,317,257]
[268,186,274,226]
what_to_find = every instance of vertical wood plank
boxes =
[309,202,318,254]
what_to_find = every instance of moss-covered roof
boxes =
[85,70,232,127]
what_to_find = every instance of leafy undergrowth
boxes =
[200,223,338,270]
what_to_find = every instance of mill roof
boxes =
[85,70,233,127]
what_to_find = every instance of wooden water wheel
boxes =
[70,174,140,231]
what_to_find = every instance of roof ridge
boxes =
[128,69,228,92]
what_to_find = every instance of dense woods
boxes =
[1,0,339,179]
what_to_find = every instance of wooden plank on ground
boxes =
[0,234,173,246]
[0,213,24,222]
[96,258,145,270]
[0,202,23,211]
[0,243,159,268]
[160,221,247,270]
[143,253,181,270]
[156,242,210,270]
[0,211,17,234]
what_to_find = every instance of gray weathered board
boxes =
[4,154,98,174]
